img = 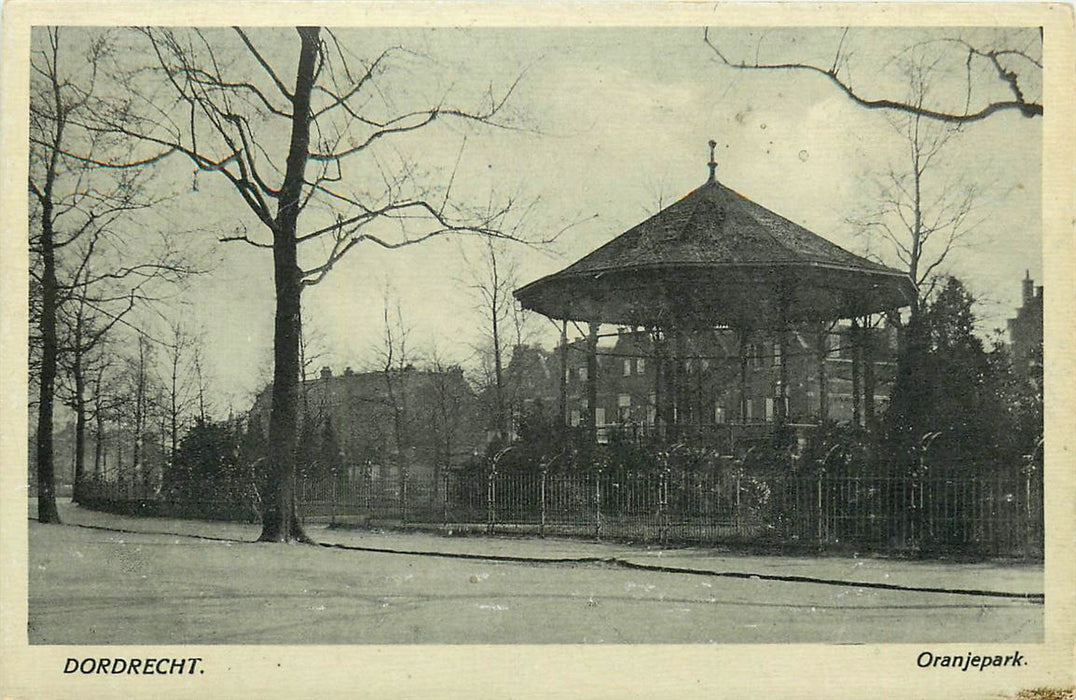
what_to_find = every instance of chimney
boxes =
[1022,270,1034,306]
[707,140,718,183]
[320,366,332,380]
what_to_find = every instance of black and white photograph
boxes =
[2,3,1074,698]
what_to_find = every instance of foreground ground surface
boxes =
[27,502,1043,644]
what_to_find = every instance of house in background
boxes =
[249,365,484,483]
[505,320,898,453]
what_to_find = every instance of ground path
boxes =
[27,502,1043,644]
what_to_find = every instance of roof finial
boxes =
[707,140,718,183]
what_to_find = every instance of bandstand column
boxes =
[851,317,862,428]
[817,323,829,425]
[863,315,876,433]
[673,326,687,438]
[652,328,665,439]
[586,321,599,445]
[559,319,568,432]
[738,329,749,424]
[775,290,791,447]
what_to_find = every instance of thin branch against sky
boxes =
[29,26,1040,410]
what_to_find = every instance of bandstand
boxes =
[514,143,916,453]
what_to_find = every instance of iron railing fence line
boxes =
[75,466,1043,559]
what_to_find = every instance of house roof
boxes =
[515,177,915,328]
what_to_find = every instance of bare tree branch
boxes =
[703,27,1042,123]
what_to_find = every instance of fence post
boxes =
[442,471,449,532]
[909,474,918,549]
[816,471,824,543]
[401,472,409,525]
[1025,468,1032,520]
[1024,466,1035,556]
[594,469,603,540]
[659,468,669,545]
[487,467,496,535]
[539,469,547,539]
[734,473,742,535]
[330,471,338,527]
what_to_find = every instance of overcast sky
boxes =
[37,26,1042,414]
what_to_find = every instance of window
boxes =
[701,359,710,372]
[765,398,775,422]
[617,394,631,422]
[617,394,632,407]
[838,330,855,359]
[578,366,588,382]
[685,359,693,373]
[623,359,631,377]
[595,407,606,426]
[636,358,646,374]
[570,410,581,427]
[749,344,765,368]
[714,406,726,424]
[772,342,781,366]
[745,399,754,420]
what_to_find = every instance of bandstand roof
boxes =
[515,175,915,329]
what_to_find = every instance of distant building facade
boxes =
[249,366,483,482]
[506,322,898,451]
[1007,271,1044,383]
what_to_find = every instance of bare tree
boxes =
[55,277,115,503]
[29,28,194,522]
[129,334,153,489]
[424,346,469,502]
[703,27,1042,124]
[162,321,202,476]
[464,238,522,442]
[298,313,331,415]
[77,27,528,542]
[190,340,211,424]
[88,353,125,481]
[372,290,415,488]
[850,59,986,313]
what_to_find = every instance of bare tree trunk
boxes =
[909,115,924,314]
[493,315,506,442]
[169,337,180,473]
[93,388,105,479]
[432,379,452,505]
[35,193,61,524]
[194,352,207,423]
[72,351,87,504]
[133,337,146,487]
[116,421,123,481]
[394,391,409,491]
[259,26,320,543]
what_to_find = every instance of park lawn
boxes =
[27,515,1042,645]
